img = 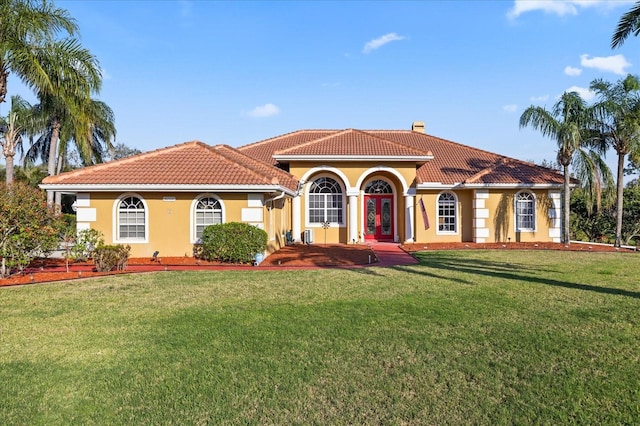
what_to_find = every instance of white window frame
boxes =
[113,193,149,244]
[515,191,536,232]
[305,175,346,228]
[190,194,225,243]
[436,191,458,235]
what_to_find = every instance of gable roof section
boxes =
[40,141,298,193]
[272,129,433,161]
[237,129,565,187]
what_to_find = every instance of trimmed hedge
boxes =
[94,244,130,272]
[197,222,267,264]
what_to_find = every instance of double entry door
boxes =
[364,195,393,241]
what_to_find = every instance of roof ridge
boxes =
[371,130,509,160]
[212,144,295,185]
[237,130,339,151]
[463,157,509,183]
[274,129,433,156]
[355,129,434,156]
[274,129,353,155]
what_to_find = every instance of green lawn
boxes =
[1,250,639,424]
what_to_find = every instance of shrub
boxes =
[0,182,62,277]
[72,229,104,261]
[198,222,267,264]
[93,244,130,272]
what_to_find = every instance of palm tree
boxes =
[26,97,116,173]
[0,0,78,104]
[0,95,33,184]
[612,1,640,49]
[590,75,640,247]
[33,38,102,178]
[520,92,595,244]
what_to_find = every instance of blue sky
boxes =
[3,0,640,169]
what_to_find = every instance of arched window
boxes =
[516,191,535,231]
[365,179,393,194]
[195,197,223,239]
[117,196,146,241]
[308,177,343,224]
[437,192,457,233]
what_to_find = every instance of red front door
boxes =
[364,195,394,241]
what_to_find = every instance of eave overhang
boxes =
[274,154,434,163]
[39,183,297,196]
[416,182,570,190]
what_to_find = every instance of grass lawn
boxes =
[1,250,639,424]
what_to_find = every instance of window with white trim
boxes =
[516,191,535,231]
[117,196,146,240]
[437,192,457,233]
[195,197,223,239]
[308,177,343,224]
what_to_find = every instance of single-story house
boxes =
[40,122,567,258]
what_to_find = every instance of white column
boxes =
[292,195,302,243]
[349,194,358,243]
[473,190,490,243]
[548,190,562,243]
[404,195,415,243]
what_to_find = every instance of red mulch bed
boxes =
[0,242,635,287]
[401,242,637,253]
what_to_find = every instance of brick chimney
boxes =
[412,121,425,133]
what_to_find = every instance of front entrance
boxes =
[364,195,394,241]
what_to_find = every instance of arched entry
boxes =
[364,179,394,241]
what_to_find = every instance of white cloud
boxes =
[503,104,518,113]
[247,103,280,118]
[362,33,405,54]
[100,67,112,80]
[564,66,582,76]
[507,0,632,19]
[564,85,595,101]
[580,54,631,75]
[530,95,549,102]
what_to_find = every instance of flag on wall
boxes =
[419,198,430,230]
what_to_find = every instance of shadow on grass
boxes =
[394,251,640,299]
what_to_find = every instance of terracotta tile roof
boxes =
[237,129,564,186]
[273,129,433,159]
[370,131,565,185]
[41,141,298,191]
[238,130,337,165]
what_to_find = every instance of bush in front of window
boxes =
[197,222,267,264]
[93,244,130,272]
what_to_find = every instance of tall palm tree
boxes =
[0,0,78,104]
[0,95,33,184]
[612,1,640,49]
[26,97,116,173]
[590,74,640,247]
[33,38,102,178]
[520,92,595,244]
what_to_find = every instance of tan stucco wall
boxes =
[484,189,556,243]
[413,189,557,244]
[80,192,288,258]
[413,190,474,243]
[289,161,416,244]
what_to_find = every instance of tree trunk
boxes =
[47,119,62,207]
[614,152,626,247]
[47,119,61,176]
[562,163,571,245]
[4,154,14,185]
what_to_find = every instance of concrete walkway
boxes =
[368,242,419,267]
